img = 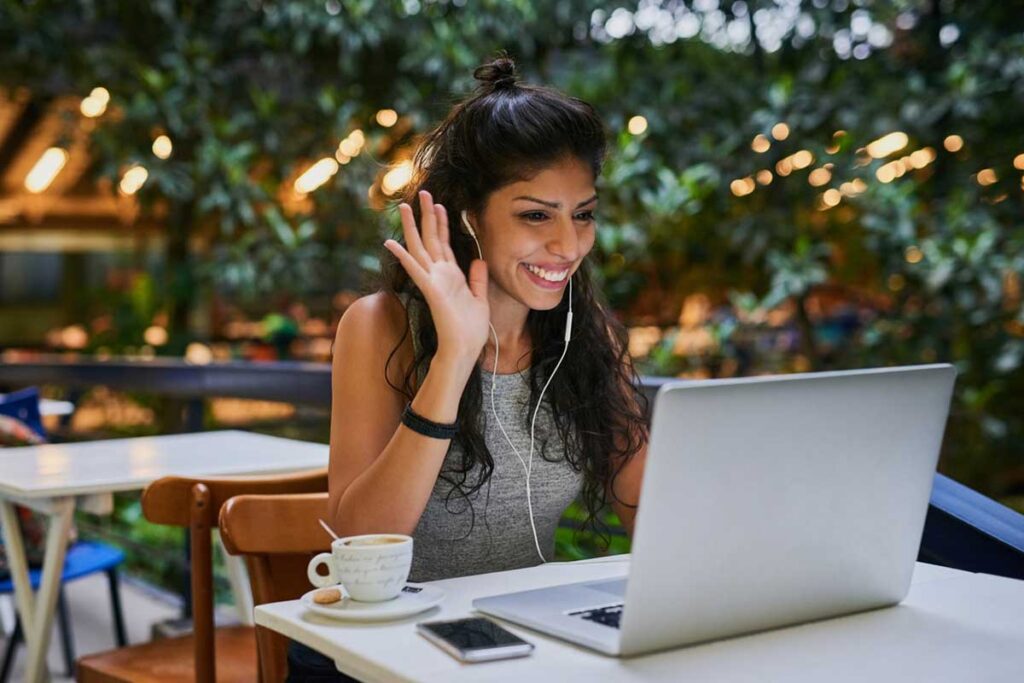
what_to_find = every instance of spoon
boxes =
[318,518,340,541]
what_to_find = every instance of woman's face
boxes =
[472,155,597,312]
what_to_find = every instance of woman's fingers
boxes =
[398,202,431,269]
[384,239,429,288]
[435,205,457,262]
[467,258,488,300]
[418,191,444,262]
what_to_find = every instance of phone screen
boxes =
[419,617,530,651]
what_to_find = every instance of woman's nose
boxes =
[548,216,580,261]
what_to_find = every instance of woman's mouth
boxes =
[521,262,571,290]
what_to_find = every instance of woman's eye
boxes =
[520,211,595,222]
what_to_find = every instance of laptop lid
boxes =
[619,364,956,655]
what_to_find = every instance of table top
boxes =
[0,430,328,499]
[256,558,1024,683]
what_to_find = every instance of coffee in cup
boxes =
[344,537,405,546]
[307,533,413,602]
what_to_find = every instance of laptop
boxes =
[473,364,956,656]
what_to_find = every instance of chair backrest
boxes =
[219,492,330,683]
[142,469,327,683]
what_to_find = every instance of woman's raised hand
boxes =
[384,191,490,366]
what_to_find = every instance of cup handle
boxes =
[307,552,337,588]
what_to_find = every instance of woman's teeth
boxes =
[524,264,569,282]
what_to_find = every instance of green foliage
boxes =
[0,1,1022,507]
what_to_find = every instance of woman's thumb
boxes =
[468,259,488,299]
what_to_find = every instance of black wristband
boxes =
[401,403,458,440]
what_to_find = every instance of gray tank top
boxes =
[399,295,584,582]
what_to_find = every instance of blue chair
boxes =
[0,388,128,680]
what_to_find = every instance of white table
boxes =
[0,430,328,683]
[256,556,1024,682]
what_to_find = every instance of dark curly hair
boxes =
[380,51,648,543]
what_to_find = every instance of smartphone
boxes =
[416,616,534,662]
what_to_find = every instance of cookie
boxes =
[313,587,344,605]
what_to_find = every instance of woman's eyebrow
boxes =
[513,194,599,209]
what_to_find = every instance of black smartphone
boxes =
[416,616,535,662]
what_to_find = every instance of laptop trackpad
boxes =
[586,578,626,597]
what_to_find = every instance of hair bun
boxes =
[473,54,519,91]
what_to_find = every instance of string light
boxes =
[771,123,790,141]
[790,150,814,170]
[808,167,832,187]
[80,87,110,118]
[729,177,755,197]
[909,147,936,169]
[976,168,997,186]
[876,162,897,183]
[375,109,398,127]
[152,135,173,159]
[294,158,339,194]
[825,130,846,154]
[24,147,68,193]
[755,169,773,185]
[751,134,771,153]
[382,160,414,195]
[840,179,867,196]
[144,326,169,346]
[119,165,149,195]
[821,188,841,208]
[943,135,964,152]
[627,115,648,135]
[866,132,908,159]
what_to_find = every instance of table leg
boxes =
[0,497,75,683]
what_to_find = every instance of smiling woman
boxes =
[298,52,650,681]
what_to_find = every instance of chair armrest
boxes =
[919,473,1024,580]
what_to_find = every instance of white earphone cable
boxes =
[464,211,572,564]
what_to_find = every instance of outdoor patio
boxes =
[1,0,1023,680]
[2,572,180,682]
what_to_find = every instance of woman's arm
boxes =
[608,443,647,536]
[327,191,490,536]
[326,293,477,536]
[604,317,649,537]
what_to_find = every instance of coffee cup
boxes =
[306,533,413,602]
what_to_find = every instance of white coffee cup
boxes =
[306,533,413,602]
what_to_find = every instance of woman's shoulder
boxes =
[334,291,413,373]
[338,291,407,335]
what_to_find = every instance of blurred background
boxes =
[1,0,1022,593]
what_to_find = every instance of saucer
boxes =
[301,583,444,622]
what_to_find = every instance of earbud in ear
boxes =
[459,210,476,238]
[460,210,484,261]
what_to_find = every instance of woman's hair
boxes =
[380,51,648,543]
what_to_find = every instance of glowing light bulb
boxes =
[24,147,68,193]
[152,135,173,159]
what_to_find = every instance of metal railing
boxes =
[2,355,1022,580]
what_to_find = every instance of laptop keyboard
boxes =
[568,603,624,629]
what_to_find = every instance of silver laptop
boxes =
[474,364,956,656]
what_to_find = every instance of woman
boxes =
[288,53,649,681]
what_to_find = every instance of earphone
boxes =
[460,209,573,563]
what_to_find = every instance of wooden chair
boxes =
[219,492,331,683]
[76,468,328,683]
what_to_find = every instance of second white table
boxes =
[0,429,328,683]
